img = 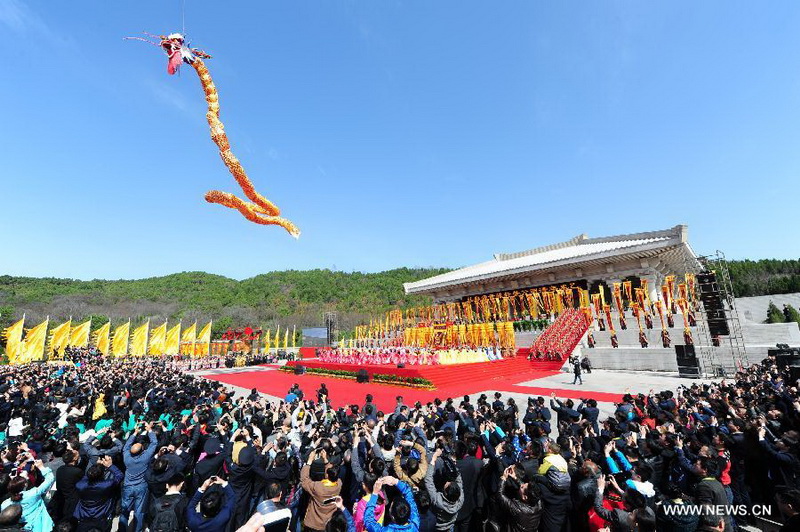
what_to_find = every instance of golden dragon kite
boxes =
[127,33,300,237]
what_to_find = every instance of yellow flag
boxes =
[283,327,289,349]
[48,319,71,358]
[292,325,296,348]
[148,321,167,356]
[130,321,149,357]
[196,321,212,356]
[93,322,111,355]
[22,318,49,363]
[69,320,92,348]
[264,329,271,351]
[181,322,196,355]
[112,321,130,357]
[165,323,181,355]
[4,317,25,364]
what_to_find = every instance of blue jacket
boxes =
[74,465,124,520]
[123,432,158,487]
[0,468,55,532]
[364,480,420,532]
[186,484,236,532]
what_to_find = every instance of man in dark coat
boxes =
[455,440,484,532]
[52,449,83,522]
[693,456,732,532]
[193,438,225,488]
[495,466,542,532]
[74,457,124,532]
[572,358,583,385]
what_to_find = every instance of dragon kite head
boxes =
[125,32,212,75]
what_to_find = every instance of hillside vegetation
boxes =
[1,258,799,337]
[0,268,449,336]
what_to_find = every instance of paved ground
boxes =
[196,365,713,421]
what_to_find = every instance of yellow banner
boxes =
[22,318,49,363]
[130,321,149,357]
[93,322,111,355]
[180,322,196,355]
[165,323,181,355]
[148,321,167,356]
[3,317,25,364]
[48,319,71,358]
[69,320,92,348]
[112,321,130,357]
[195,321,212,356]
[283,327,289,349]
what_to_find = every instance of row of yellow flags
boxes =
[2,317,212,364]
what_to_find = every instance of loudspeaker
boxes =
[771,348,800,369]
[676,345,700,378]
[294,365,305,375]
[696,272,730,336]
[356,369,369,383]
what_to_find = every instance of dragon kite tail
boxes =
[191,58,298,235]
[128,33,299,236]
[205,191,301,238]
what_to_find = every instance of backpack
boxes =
[150,498,181,532]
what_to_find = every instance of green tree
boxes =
[783,304,800,327]
[767,302,785,323]
[0,304,16,330]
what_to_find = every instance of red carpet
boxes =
[284,356,558,389]
[203,363,622,411]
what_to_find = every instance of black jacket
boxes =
[52,464,84,521]
[456,456,484,520]
[495,478,542,532]
[194,453,225,486]
[535,475,571,532]
[694,478,732,531]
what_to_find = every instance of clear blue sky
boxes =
[2,1,799,281]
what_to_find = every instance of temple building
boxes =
[404,225,699,304]
[405,225,800,376]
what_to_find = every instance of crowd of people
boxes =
[0,350,799,532]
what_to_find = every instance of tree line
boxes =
[2,258,800,337]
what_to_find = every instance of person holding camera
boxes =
[1,458,54,532]
[364,476,420,532]
[301,448,342,532]
[423,447,463,531]
[120,422,158,532]
[74,454,123,532]
[186,476,235,532]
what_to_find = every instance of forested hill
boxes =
[0,259,799,333]
[0,268,450,334]
[728,259,800,297]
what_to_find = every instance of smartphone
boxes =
[322,497,337,505]
[209,476,219,482]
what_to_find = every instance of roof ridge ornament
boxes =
[494,233,588,261]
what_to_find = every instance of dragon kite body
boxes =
[129,33,300,237]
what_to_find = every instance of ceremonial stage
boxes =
[285,354,562,389]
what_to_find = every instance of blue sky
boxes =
[1,1,799,281]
